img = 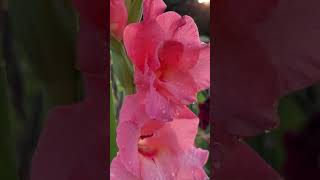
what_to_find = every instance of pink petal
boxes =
[145,86,172,121]
[176,148,209,180]
[160,70,198,104]
[155,11,183,37]
[172,15,201,70]
[123,21,163,72]
[189,43,210,91]
[143,0,166,21]
[110,0,128,40]
[158,40,184,68]
[140,152,178,180]
[116,121,141,177]
[110,156,139,180]
[119,92,148,124]
[156,12,201,70]
[140,148,208,180]
[144,108,199,155]
[119,92,165,136]
[124,11,202,73]
[164,110,199,150]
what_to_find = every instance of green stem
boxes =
[110,36,135,95]
[110,88,118,161]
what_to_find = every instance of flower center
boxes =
[138,134,158,157]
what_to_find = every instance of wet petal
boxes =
[110,156,139,180]
[124,21,163,72]
[143,0,167,21]
[117,121,141,177]
[160,70,198,104]
[176,148,209,180]
[110,0,128,40]
[189,44,210,91]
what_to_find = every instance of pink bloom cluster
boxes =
[110,0,210,179]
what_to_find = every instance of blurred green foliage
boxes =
[0,59,17,180]
[1,0,81,179]
[8,0,79,107]
[247,87,320,175]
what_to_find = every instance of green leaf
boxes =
[197,91,207,103]
[110,36,135,95]
[278,95,306,131]
[110,88,118,161]
[127,0,143,23]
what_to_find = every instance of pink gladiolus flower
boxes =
[110,0,128,40]
[110,94,209,180]
[124,0,210,121]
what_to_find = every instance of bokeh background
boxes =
[247,85,320,179]
[1,1,81,179]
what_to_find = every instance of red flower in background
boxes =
[214,0,320,179]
